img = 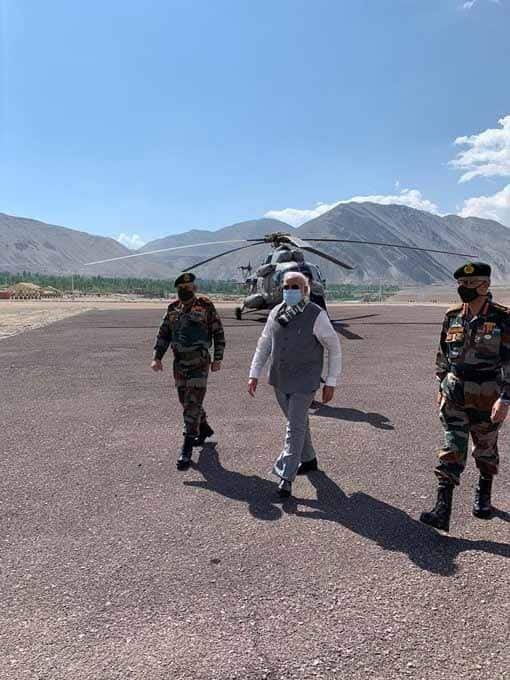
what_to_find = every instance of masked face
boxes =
[457,285,480,303]
[177,286,195,302]
[283,288,304,306]
[457,278,489,303]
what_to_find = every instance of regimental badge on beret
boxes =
[453,261,491,279]
[174,271,196,287]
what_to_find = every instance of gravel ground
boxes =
[0,304,93,339]
[1,304,510,680]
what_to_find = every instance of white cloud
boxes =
[265,189,440,227]
[116,233,147,250]
[450,115,510,183]
[462,0,500,9]
[459,184,510,226]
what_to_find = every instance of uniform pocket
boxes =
[445,339,463,359]
[474,333,500,358]
[443,373,465,406]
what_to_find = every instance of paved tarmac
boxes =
[1,304,510,680]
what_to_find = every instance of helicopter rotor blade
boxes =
[273,233,354,269]
[82,239,252,266]
[300,244,354,270]
[185,242,265,271]
[285,235,311,249]
[300,237,477,258]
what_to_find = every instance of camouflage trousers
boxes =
[173,354,210,436]
[436,395,501,485]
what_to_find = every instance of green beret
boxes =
[174,272,196,287]
[453,262,491,279]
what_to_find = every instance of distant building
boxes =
[11,282,63,299]
[41,286,63,298]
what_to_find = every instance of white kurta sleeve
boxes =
[313,310,342,387]
[249,313,275,379]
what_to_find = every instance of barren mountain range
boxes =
[0,203,507,284]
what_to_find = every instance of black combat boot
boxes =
[297,458,318,475]
[277,479,292,498]
[419,480,454,532]
[193,422,214,447]
[473,475,493,519]
[177,436,195,470]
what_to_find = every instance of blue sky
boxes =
[1,0,509,247]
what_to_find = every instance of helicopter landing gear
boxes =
[235,306,243,320]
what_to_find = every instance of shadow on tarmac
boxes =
[310,404,394,430]
[185,445,510,577]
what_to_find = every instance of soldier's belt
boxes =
[173,348,208,359]
[451,367,498,381]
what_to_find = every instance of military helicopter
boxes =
[179,231,477,319]
[84,230,475,319]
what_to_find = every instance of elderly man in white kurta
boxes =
[248,271,342,497]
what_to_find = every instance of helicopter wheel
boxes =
[235,306,243,320]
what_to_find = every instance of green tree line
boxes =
[0,271,249,296]
[0,271,398,300]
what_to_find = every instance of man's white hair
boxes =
[283,271,310,293]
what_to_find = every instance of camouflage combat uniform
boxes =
[435,299,510,484]
[154,296,225,436]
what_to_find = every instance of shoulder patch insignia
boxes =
[491,302,510,313]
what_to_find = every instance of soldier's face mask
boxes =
[457,278,489,303]
[177,286,195,302]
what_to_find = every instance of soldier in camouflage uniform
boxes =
[151,272,225,470]
[420,262,510,532]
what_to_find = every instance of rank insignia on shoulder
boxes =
[446,304,463,314]
[491,302,509,313]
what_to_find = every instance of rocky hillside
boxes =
[294,203,510,284]
[2,205,510,284]
[0,212,168,278]
[137,218,292,280]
